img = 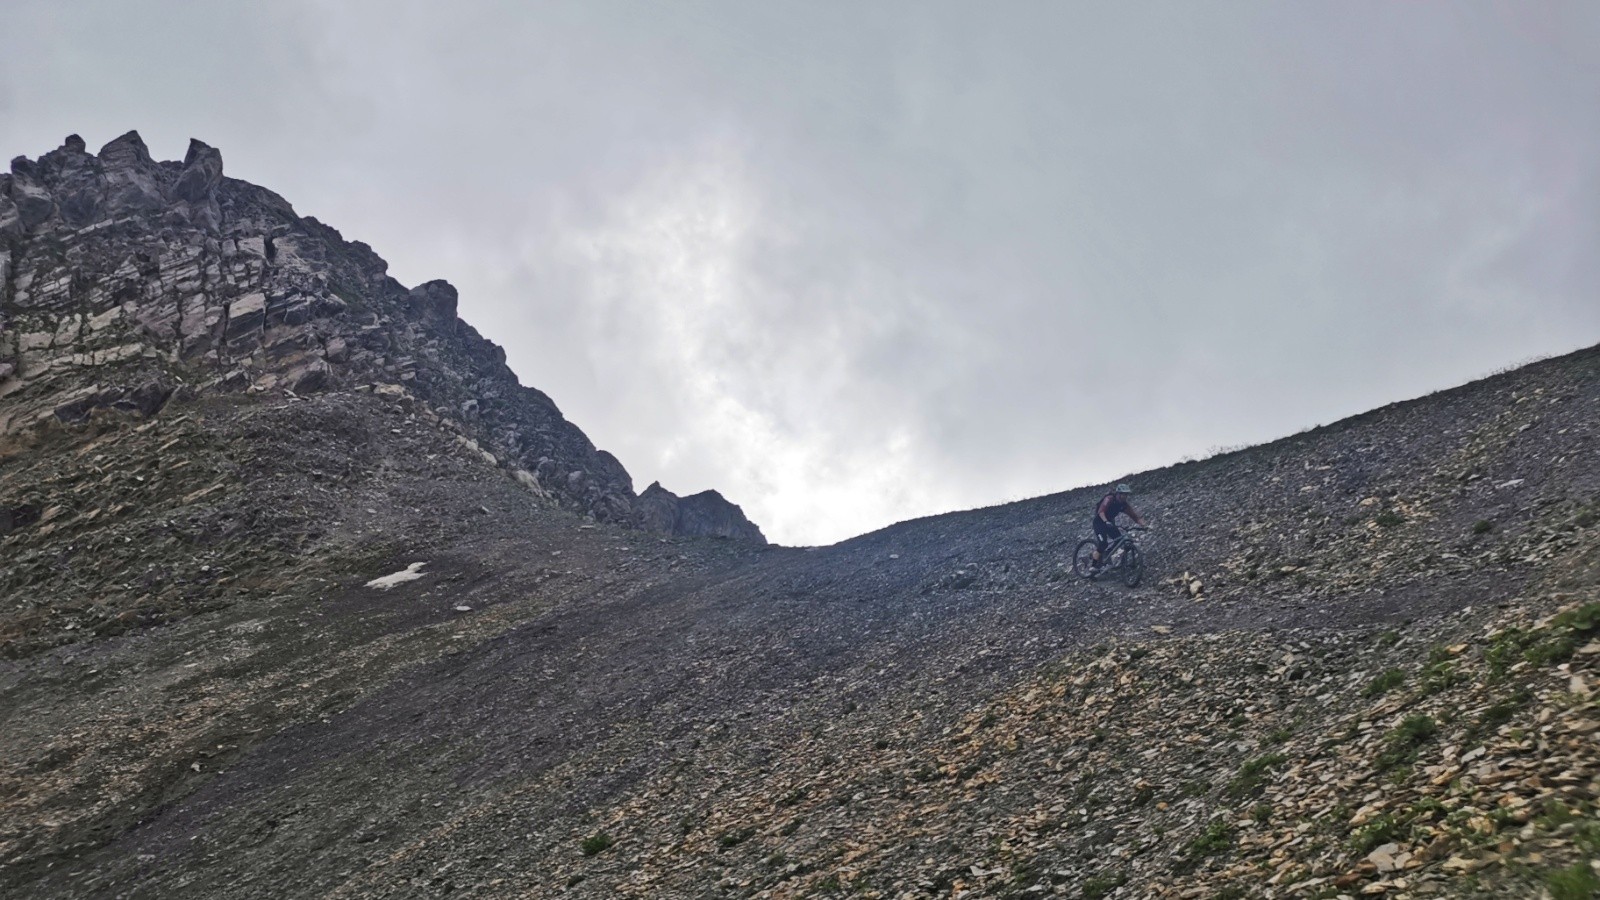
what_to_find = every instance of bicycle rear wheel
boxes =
[1072,539,1100,578]
[1121,544,1143,587]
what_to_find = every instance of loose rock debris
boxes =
[2,131,1597,899]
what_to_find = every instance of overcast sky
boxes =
[4,1,1598,545]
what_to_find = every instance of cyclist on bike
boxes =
[1090,483,1147,575]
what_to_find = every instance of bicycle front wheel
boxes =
[1121,544,1143,587]
[1072,539,1100,578]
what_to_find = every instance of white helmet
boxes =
[1115,483,1132,494]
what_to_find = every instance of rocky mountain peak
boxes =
[97,130,154,167]
[0,133,764,543]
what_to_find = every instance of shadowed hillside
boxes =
[2,134,1598,899]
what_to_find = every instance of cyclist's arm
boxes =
[1129,505,1147,527]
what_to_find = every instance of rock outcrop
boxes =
[0,133,763,541]
[637,481,768,543]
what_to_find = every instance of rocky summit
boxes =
[0,132,762,541]
[2,135,1598,900]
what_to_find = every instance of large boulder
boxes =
[98,131,166,214]
[8,158,56,230]
[407,280,459,332]
[172,139,223,202]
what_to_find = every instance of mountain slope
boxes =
[0,132,762,541]
[1,134,1597,899]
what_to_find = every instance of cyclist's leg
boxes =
[1091,519,1119,566]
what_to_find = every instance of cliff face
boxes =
[0,132,763,541]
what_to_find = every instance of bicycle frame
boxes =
[1095,526,1148,568]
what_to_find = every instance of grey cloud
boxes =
[3,1,1597,543]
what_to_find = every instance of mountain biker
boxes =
[1090,483,1147,574]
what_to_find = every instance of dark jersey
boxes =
[1096,493,1132,523]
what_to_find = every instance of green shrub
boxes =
[1553,603,1600,636]
[1227,753,1288,798]
[1185,820,1234,858]
[1364,668,1406,698]
[1546,862,1600,900]
[1574,821,1600,855]
[1472,519,1494,534]
[1376,715,1437,771]
[1375,511,1404,528]
[1350,814,1399,854]
[1419,659,1463,695]
[1535,799,1578,831]
[1264,725,1296,745]
[1486,628,1535,678]
[580,832,614,856]
[1526,635,1578,668]
[1082,871,1128,899]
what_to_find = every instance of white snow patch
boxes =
[366,562,427,590]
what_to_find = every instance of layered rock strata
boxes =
[0,132,763,541]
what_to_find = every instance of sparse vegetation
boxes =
[1376,715,1437,772]
[580,831,614,856]
[1546,862,1600,900]
[1082,870,1128,899]
[1227,753,1287,798]
[1184,819,1234,859]
[1419,645,1465,694]
[1554,603,1600,636]
[1350,814,1399,854]
[1525,634,1578,668]
[1364,667,1406,697]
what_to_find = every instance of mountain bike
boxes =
[1072,525,1149,587]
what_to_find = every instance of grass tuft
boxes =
[1546,863,1600,900]
[580,832,614,856]
[1364,668,1406,698]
